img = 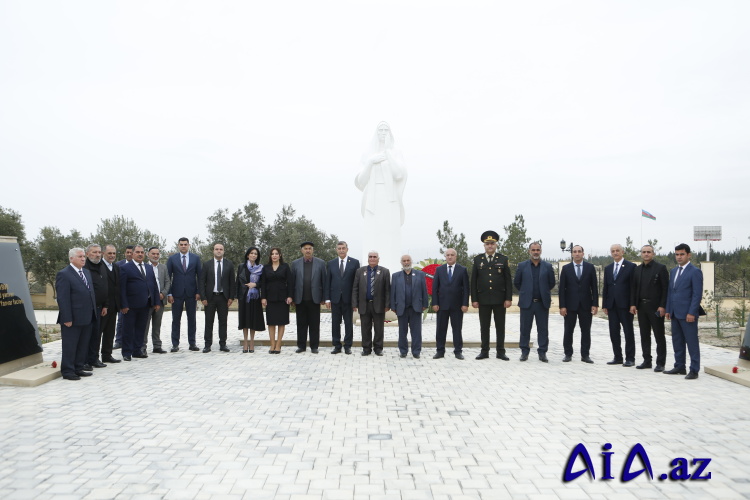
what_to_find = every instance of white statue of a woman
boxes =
[355,121,408,273]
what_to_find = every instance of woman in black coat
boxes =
[261,247,294,354]
[237,246,265,353]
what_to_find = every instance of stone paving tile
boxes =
[2,313,749,498]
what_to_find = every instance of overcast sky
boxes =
[1,1,748,264]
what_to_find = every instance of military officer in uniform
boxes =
[471,230,513,360]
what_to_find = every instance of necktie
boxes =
[340,259,345,277]
[217,261,223,293]
[674,266,683,288]
[370,268,376,297]
[182,255,187,271]
[614,263,619,280]
[78,270,89,288]
[448,265,453,282]
[576,264,581,279]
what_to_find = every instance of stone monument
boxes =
[355,121,407,274]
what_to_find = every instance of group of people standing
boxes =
[55,232,704,382]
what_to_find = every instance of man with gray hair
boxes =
[391,254,429,358]
[56,248,97,380]
[100,244,121,363]
[83,244,110,370]
[352,251,391,356]
[629,245,669,371]
[514,242,556,362]
[602,243,637,366]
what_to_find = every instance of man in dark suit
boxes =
[629,244,669,372]
[100,244,121,363]
[56,248,98,380]
[119,245,161,361]
[559,245,599,363]
[602,243,637,367]
[290,241,329,353]
[432,248,470,360]
[166,237,202,352]
[352,251,391,356]
[326,241,360,354]
[471,231,513,360]
[514,242,556,362]
[199,243,236,353]
[113,245,134,350]
[83,244,109,370]
[144,246,171,355]
[391,255,429,358]
[665,243,703,379]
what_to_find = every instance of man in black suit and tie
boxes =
[432,248,470,360]
[602,243,637,367]
[199,243,236,353]
[290,241,329,353]
[352,251,391,356]
[665,243,703,379]
[514,242,556,362]
[629,244,669,372]
[167,237,202,352]
[119,245,161,361]
[56,248,98,380]
[113,244,134,350]
[100,245,121,363]
[326,241,360,354]
[391,254,429,358]
[559,245,599,363]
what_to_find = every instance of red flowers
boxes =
[421,264,440,295]
[51,361,57,368]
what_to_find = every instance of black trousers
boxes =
[86,305,104,364]
[637,303,667,366]
[331,301,354,348]
[204,294,229,347]
[100,307,117,358]
[435,308,463,354]
[296,300,321,350]
[608,306,636,362]
[61,317,95,377]
[478,304,506,355]
[360,301,384,353]
[563,309,593,357]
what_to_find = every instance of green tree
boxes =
[90,216,166,261]
[623,236,638,260]
[436,220,471,268]
[263,205,338,263]
[30,226,87,297]
[0,205,33,271]
[205,203,266,266]
[498,214,533,274]
[646,238,662,254]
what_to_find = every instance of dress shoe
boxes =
[202,347,211,353]
[344,347,352,355]
[91,360,107,368]
[249,349,254,353]
[274,350,280,354]
[374,350,383,356]
[113,342,121,349]
[623,360,635,367]
[636,362,652,370]
[75,371,92,377]
[311,349,319,354]
[519,354,528,362]
[664,367,687,375]
[122,355,132,361]
[153,348,167,354]
[189,345,200,352]
[331,347,342,354]
[399,353,407,358]
[607,359,624,365]
[497,354,509,361]
[581,357,594,364]
[220,346,230,352]
[654,365,664,372]
[475,352,489,360]
[63,374,81,380]
[295,348,306,353]
[243,349,249,353]
[539,354,548,363]
[268,348,274,354]
[433,353,444,359]
[102,356,121,363]
[413,354,420,359]
[133,353,148,359]
[362,350,371,356]
[170,346,179,352]
[82,364,93,371]
[563,355,572,362]
[455,353,464,360]
[685,370,699,380]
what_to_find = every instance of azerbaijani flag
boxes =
[641,209,656,220]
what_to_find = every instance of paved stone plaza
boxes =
[1,311,749,499]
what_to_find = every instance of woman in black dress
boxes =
[237,246,265,353]
[261,247,294,354]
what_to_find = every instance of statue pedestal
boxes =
[704,358,750,388]
[0,355,60,387]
